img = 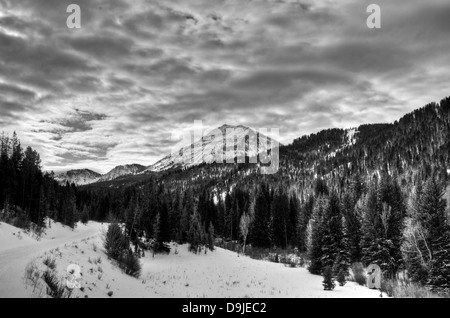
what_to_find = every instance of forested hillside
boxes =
[76,97,450,292]
[0,133,79,229]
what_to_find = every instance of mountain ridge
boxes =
[57,97,450,187]
[55,164,147,186]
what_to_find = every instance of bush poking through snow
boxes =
[42,270,69,298]
[322,266,335,291]
[380,279,442,298]
[43,256,57,270]
[119,249,141,278]
[24,261,41,290]
[351,263,366,286]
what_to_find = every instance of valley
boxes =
[0,220,382,298]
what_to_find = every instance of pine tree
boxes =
[105,223,127,260]
[342,192,362,263]
[333,217,351,277]
[188,208,203,254]
[158,199,171,248]
[308,196,328,275]
[322,266,335,290]
[250,184,271,248]
[208,223,215,251]
[361,175,405,278]
[320,192,343,269]
[297,195,314,252]
[337,269,347,286]
[418,177,450,291]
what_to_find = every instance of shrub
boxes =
[351,263,366,286]
[380,279,442,298]
[43,256,57,270]
[42,270,69,298]
[299,256,306,268]
[119,249,141,278]
[24,261,40,288]
[322,266,335,291]
[13,212,30,230]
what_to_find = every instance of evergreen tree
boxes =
[320,192,343,269]
[342,192,362,263]
[333,217,351,277]
[208,223,215,251]
[308,196,328,275]
[188,208,203,254]
[337,269,347,287]
[361,175,405,278]
[322,266,335,291]
[416,177,450,291]
[250,184,271,248]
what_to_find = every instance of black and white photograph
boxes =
[1,0,450,301]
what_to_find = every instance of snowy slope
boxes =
[327,128,359,158]
[1,221,382,298]
[146,124,278,172]
[99,164,146,182]
[0,220,105,297]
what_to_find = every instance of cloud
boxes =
[1,0,450,172]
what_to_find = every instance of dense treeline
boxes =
[0,132,78,228]
[77,166,450,291]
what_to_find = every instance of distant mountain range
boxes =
[54,169,102,186]
[55,164,146,185]
[54,124,277,185]
[55,98,450,187]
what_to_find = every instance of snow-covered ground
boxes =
[0,220,105,297]
[0,220,382,298]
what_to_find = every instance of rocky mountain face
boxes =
[55,169,102,186]
[98,164,147,182]
[145,124,278,173]
[55,164,146,185]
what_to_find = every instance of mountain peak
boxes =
[55,169,102,186]
[216,123,248,131]
[146,123,278,173]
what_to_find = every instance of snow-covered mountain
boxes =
[145,124,279,172]
[55,125,279,184]
[55,164,146,185]
[98,164,146,182]
[55,169,102,186]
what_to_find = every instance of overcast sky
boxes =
[1,0,450,173]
